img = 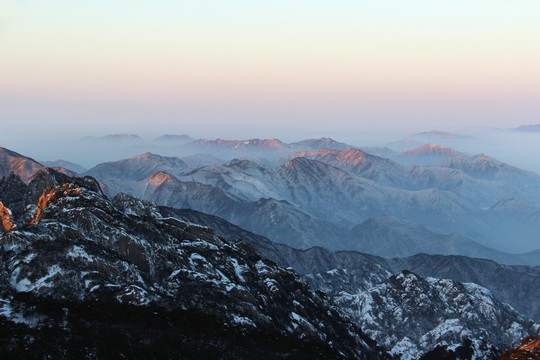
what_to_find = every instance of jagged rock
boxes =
[0,202,15,232]
[0,172,28,223]
[500,335,540,360]
[334,271,539,359]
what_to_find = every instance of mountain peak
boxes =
[147,171,175,186]
[134,152,159,159]
[84,134,142,141]
[0,146,44,182]
[514,124,540,132]
[155,134,192,142]
[290,137,353,151]
[401,144,458,155]
[413,130,463,139]
[393,144,461,165]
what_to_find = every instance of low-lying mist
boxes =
[4,125,540,174]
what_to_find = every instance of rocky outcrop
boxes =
[0,202,15,232]
[335,271,538,359]
[500,335,540,360]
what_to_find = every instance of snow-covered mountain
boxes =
[177,137,359,161]
[170,208,540,359]
[282,148,516,204]
[96,158,485,251]
[385,138,423,152]
[154,134,193,143]
[336,271,537,359]
[180,153,223,167]
[412,130,465,140]
[392,144,462,166]
[0,168,389,359]
[2,166,539,358]
[432,154,540,191]
[139,170,349,250]
[282,148,405,187]
[514,124,540,132]
[184,138,294,159]
[6,143,540,256]
[169,208,540,323]
[84,145,540,255]
[85,152,187,181]
[289,137,355,151]
[84,133,143,141]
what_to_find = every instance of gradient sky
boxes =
[1,0,540,144]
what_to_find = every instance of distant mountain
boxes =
[283,148,515,208]
[85,152,187,181]
[412,130,465,139]
[185,138,293,160]
[84,133,143,141]
[180,153,223,167]
[0,146,44,182]
[179,137,360,160]
[283,148,403,185]
[41,159,87,174]
[384,138,423,152]
[392,144,461,165]
[140,170,349,250]
[91,149,540,255]
[358,146,397,158]
[290,137,354,151]
[349,215,538,265]
[432,154,540,190]
[480,197,540,251]
[514,124,540,132]
[155,134,193,142]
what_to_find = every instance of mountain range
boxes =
[0,168,389,359]
[4,141,540,258]
[1,168,538,359]
[76,145,540,258]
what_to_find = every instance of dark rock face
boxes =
[0,171,389,359]
[0,173,28,224]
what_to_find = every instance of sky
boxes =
[1,0,540,147]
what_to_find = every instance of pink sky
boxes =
[1,0,539,141]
